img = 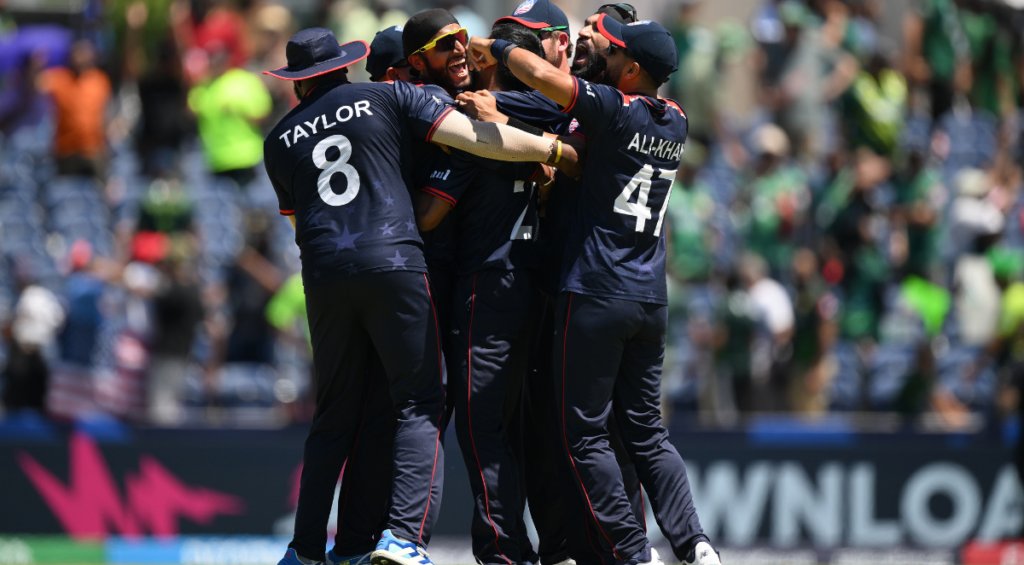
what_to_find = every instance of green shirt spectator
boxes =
[266,273,309,344]
[667,180,717,283]
[918,0,968,82]
[894,166,943,277]
[744,165,809,274]
[899,275,951,338]
[960,7,1015,117]
[844,65,907,156]
[188,68,272,174]
[138,179,193,234]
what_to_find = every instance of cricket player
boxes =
[262,26,574,565]
[467,12,720,565]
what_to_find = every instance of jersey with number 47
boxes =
[560,76,687,305]
[263,79,454,287]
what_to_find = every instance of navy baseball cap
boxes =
[495,0,569,31]
[366,25,406,81]
[264,27,369,81]
[595,15,678,83]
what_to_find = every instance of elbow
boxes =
[417,214,441,232]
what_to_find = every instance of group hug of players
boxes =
[261,2,720,565]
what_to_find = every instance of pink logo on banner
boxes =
[17,432,244,538]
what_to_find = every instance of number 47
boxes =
[613,164,677,234]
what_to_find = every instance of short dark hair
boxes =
[489,22,545,92]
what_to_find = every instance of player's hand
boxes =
[456,90,507,124]
[554,135,585,179]
[529,163,556,186]
[467,36,497,72]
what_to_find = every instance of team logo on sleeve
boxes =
[627,20,653,25]
[394,25,403,31]
[513,0,536,15]
[568,119,579,134]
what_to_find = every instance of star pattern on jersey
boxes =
[405,220,417,232]
[329,225,363,254]
[346,263,359,275]
[387,251,408,270]
[306,209,324,227]
[313,270,321,279]
[385,195,395,207]
[374,181,384,190]
[379,222,395,236]
[629,257,655,278]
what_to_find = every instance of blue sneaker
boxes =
[279,549,324,565]
[370,530,434,565]
[327,550,370,565]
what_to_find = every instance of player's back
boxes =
[560,77,688,304]
[439,153,541,276]
[264,79,453,286]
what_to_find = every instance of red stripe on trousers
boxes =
[465,273,513,565]
[560,292,623,560]
[418,273,445,544]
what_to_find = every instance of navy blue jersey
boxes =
[494,89,584,297]
[409,83,460,271]
[559,77,688,304]
[264,79,454,287]
[493,89,574,134]
[428,152,541,275]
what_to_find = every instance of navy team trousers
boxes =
[333,351,393,555]
[553,292,705,563]
[291,271,446,560]
[523,293,646,565]
[451,268,534,565]
[426,262,458,430]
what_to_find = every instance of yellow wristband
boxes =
[554,140,562,164]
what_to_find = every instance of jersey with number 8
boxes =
[264,79,456,287]
[559,76,688,305]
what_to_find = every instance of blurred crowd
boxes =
[1,0,1024,430]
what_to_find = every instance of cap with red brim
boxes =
[595,14,678,83]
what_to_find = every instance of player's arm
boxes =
[430,111,578,169]
[456,90,545,136]
[466,37,575,109]
[416,192,451,232]
[264,152,298,231]
[416,151,472,231]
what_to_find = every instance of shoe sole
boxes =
[370,550,423,565]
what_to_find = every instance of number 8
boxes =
[314,135,360,206]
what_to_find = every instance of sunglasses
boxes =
[606,43,630,57]
[411,27,469,55]
[533,25,568,37]
[598,3,638,23]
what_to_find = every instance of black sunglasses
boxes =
[606,43,630,57]
[598,3,638,23]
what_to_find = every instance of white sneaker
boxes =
[683,542,721,565]
[548,560,577,565]
[624,546,663,565]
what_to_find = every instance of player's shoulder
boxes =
[621,93,687,122]
[411,82,454,105]
[494,88,554,105]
